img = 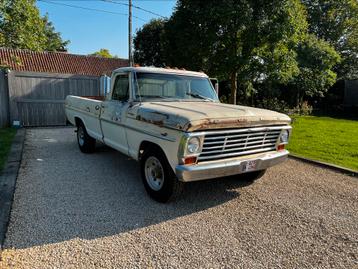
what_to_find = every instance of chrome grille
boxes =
[198,127,284,162]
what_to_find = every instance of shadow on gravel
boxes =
[6,134,256,250]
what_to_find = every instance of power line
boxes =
[101,0,166,18]
[38,0,127,15]
[38,0,147,22]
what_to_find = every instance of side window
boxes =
[112,75,129,101]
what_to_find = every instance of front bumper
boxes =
[175,150,289,182]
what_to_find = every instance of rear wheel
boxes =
[77,123,96,153]
[140,147,183,203]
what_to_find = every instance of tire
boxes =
[140,147,183,203]
[241,169,266,182]
[77,122,96,153]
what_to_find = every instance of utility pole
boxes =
[128,0,133,66]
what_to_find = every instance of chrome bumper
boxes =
[175,150,289,182]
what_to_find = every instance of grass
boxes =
[287,116,358,171]
[0,128,16,172]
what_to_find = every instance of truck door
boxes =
[100,73,130,155]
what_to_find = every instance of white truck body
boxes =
[65,67,291,201]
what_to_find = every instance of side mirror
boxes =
[215,82,219,95]
[210,78,219,95]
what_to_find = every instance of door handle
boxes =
[95,105,100,110]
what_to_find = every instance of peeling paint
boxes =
[136,108,187,130]
[185,119,291,132]
[135,102,291,132]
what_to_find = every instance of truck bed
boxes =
[65,95,104,124]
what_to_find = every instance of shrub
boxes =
[255,98,289,113]
[219,95,229,103]
[287,101,313,116]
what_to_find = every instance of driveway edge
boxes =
[0,128,25,249]
[289,154,357,178]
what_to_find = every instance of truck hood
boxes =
[133,101,291,131]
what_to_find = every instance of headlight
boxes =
[187,137,201,153]
[280,130,289,143]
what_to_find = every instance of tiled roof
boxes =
[0,48,128,76]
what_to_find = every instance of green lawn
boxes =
[287,116,358,171]
[0,128,16,172]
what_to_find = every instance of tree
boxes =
[162,3,211,72]
[134,0,344,106]
[90,49,116,58]
[43,15,69,51]
[133,19,166,67]
[163,0,308,104]
[289,34,341,106]
[303,0,358,80]
[0,0,69,51]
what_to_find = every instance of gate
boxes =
[8,71,100,127]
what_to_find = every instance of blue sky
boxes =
[37,0,176,58]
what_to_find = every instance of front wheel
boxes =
[77,123,96,153]
[140,148,183,203]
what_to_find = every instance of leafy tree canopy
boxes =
[302,0,358,80]
[133,0,344,105]
[90,48,117,58]
[0,0,69,51]
[289,34,341,105]
[134,19,166,67]
[163,0,309,104]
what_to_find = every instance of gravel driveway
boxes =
[1,128,357,268]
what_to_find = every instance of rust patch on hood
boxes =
[136,108,187,130]
[136,111,167,127]
[185,117,291,131]
[135,103,291,131]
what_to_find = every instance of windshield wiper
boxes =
[186,92,214,102]
[140,95,170,99]
[139,95,179,101]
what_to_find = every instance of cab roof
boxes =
[112,66,208,78]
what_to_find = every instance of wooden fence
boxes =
[0,71,100,127]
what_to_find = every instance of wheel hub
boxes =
[144,156,164,191]
[78,127,85,146]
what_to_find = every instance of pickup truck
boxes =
[65,67,291,202]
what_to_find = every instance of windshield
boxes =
[133,72,218,102]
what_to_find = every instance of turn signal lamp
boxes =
[277,144,285,151]
[184,156,197,165]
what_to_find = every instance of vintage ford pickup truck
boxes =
[65,67,291,202]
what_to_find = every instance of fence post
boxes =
[0,70,10,128]
[6,71,19,126]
